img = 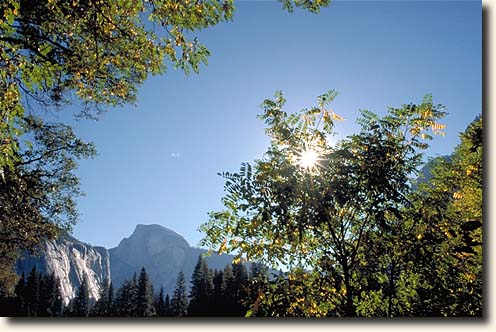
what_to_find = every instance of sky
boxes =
[48,0,481,249]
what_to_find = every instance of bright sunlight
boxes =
[297,148,320,170]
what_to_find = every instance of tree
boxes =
[0,270,64,317]
[0,0,330,295]
[0,0,233,170]
[12,272,27,316]
[135,267,155,317]
[407,116,482,316]
[211,269,225,316]
[245,262,269,317]
[154,286,166,317]
[164,293,172,317]
[68,275,90,317]
[0,271,26,316]
[0,116,95,294]
[219,264,235,315]
[113,279,136,317]
[188,254,213,316]
[38,273,63,317]
[171,271,188,317]
[91,279,113,317]
[0,0,331,171]
[279,0,331,13]
[200,90,448,316]
[230,262,249,315]
[24,267,40,317]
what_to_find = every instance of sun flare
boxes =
[298,148,320,170]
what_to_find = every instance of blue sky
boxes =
[52,1,481,249]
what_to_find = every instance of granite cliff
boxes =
[17,224,235,303]
[16,236,110,305]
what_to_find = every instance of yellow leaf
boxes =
[218,238,227,254]
[331,112,345,122]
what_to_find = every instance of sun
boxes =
[297,148,320,170]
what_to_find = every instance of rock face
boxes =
[16,236,110,306]
[109,224,235,297]
[16,224,236,304]
[17,225,234,305]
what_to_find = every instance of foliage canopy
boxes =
[200,90,481,316]
[0,0,331,296]
[0,116,95,293]
[0,0,330,169]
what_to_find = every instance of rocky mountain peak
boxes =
[17,223,236,304]
[112,224,190,258]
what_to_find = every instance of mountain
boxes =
[109,224,235,296]
[410,155,451,191]
[16,224,237,304]
[16,235,110,306]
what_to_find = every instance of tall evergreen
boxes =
[52,280,64,317]
[221,264,236,316]
[38,273,63,317]
[69,275,90,317]
[171,271,188,317]
[189,255,213,316]
[1,271,65,317]
[91,279,113,317]
[164,293,172,317]
[154,286,166,317]
[212,269,226,316]
[113,279,135,316]
[135,267,156,317]
[13,272,27,316]
[25,267,40,317]
[230,263,249,316]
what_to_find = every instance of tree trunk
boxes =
[342,260,355,317]
[388,262,395,317]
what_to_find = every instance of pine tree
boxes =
[171,271,188,317]
[135,267,156,317]
[13,272,26,316]
[52,279,64,317]
[212,269,226,316]
[204,265,214,311]
[113,279,135,317]
[221,264,236,316]
[230,263,249,316]
[38,273,62,317]
[154,286,166,317]
[25,267,40,317]
[164,293,172,317]
[91,279,113,317]
[70,275,90,317]
[188,255,213,316]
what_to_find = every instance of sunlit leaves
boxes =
[200,91,454,316]
[408,115,482,316]
[279,0,331,14]
[0,116,95,294]
[0,0,333,173]
[0,0,237,172]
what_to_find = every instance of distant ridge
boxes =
[109,223,236,297]
[17,223,237,303]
